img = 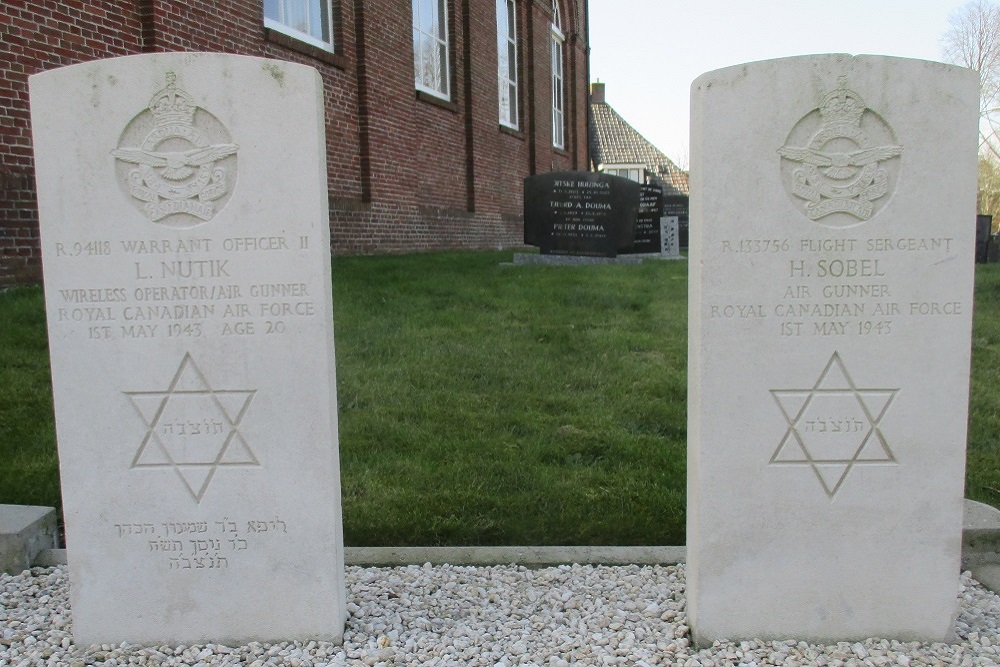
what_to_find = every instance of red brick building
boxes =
[0,0,590,285]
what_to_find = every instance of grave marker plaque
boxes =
[687,55,978,644]
[524,171,639,256]
[30,53,346,646]
[661,216,680,258]
[662,195,689,249]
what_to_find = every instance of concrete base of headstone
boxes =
[511,253,643,265]
[0,505,58,575]
[631,253,686,262]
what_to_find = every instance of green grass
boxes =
[969,263,1000,503]
[2,252,999,546]
[0,286,59,510]
[332,251,687,545]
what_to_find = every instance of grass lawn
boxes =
[1,251,998,546]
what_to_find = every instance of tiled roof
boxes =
[589,101,689,196]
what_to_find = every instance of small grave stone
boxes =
[29,53,346,646]
[523,171,639,257]
[661,195,689,249]
[687,55,978,644]
[660,216,681,259]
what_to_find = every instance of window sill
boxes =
[416,90,459,113]
[553,146,569,157]
[499,124,525,140]
[265,28,347,70]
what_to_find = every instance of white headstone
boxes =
[660,216,681,258]
[687,55,978,644]
[29,53,346,646]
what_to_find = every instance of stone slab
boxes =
[687,55,979,645]
[29,53,345,647]
[0,505,58,575]
[511,253,643,265]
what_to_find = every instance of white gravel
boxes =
[2,562,999,666]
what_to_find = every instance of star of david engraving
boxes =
[125,352,258,502]
[770,352,898,498]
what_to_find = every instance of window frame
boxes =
[497,0,519,129]
[550,0,565,149]
[263,0,335,53]
[600,164,646,184]
[413,0,452,101]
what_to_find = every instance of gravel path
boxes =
[2,563,999,666]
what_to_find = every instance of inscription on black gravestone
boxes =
[524,171,639,257]
[622,184,663,254]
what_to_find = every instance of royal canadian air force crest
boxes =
[112,71,238,227]
[778,76,902,227]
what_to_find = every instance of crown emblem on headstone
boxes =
[112,71,239,227]
[777,76,902,226]
[148,72,197,126]
[817,76,865,126]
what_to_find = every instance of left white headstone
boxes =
[29,53,346,647]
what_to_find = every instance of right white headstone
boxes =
[687,55,979,644]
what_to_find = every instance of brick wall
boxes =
[1,1,144,284]
[0,0,589,285]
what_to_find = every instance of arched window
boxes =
[497,0,518,128]
[550,0,565,148]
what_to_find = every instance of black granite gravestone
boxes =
[976,214,993,264]
[621,184,663,254]
[524,171,639,257]
[662,195,690,250]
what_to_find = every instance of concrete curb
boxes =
[344,545,687,566]
[510,253,643,265]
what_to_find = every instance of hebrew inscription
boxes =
[770,351,898,497]
[779,76,902,226]
[113,515,289,571]
[113,72,238,227]
[125,352,259,502]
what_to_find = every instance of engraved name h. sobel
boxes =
[778,77,902,226]
[112,72,239,227]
